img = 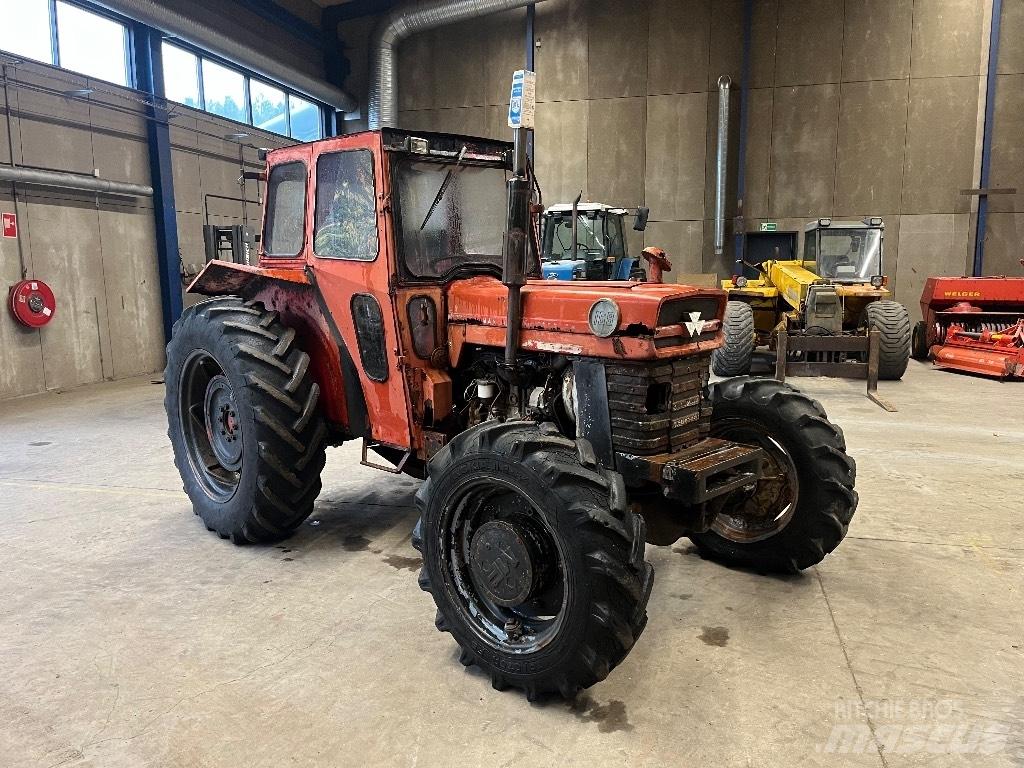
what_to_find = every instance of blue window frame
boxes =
[160,41,324,142]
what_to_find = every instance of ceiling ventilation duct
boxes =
[369,0,548,129]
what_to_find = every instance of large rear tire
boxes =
[688,377,857,573]
[165,297,327,543]
[864,300,911,379]
[413,421,653,700]
[711,300,755,377]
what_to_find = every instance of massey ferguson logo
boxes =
[684,311,706,337]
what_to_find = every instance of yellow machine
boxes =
[713,218,911,380]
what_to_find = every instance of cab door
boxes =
[305,133,413,450]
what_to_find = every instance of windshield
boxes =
[542,213,626,262]
[395,159,508,279]
[814,228,882,281]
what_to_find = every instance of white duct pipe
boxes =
[0,166,153,197]
[714,75,731,256]
[369,0,547,129]
[92,0,357,113]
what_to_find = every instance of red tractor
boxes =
[165,128,857,700]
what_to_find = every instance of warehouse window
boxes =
[162,44,201,109]
[160,42,324,142]
[0,0,52,65]
[55,2,129,86]
[201,59,248,124]
[0,0,130,87]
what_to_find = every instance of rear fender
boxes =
[188,261,367,439]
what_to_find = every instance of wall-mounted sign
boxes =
[760,222,778,232]
[2,212,16,238]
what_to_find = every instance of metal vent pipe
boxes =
[0,166,153,197]
[369,0,548,129]
[714,75,731,256]
[92,0,357,113]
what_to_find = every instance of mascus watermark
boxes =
[820,698,1023,757]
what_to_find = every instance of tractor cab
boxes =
[540,202,648,281]
[804,217,885,285]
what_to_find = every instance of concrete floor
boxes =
[1,361,1021,767]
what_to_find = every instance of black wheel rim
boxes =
[179,350,242,502]
[710,417,799,543]
[440,477,568,654]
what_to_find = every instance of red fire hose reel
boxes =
[8,279,57,328]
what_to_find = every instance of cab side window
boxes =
[314,150,378,261]
[263,162,307,257]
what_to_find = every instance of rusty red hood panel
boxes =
[447,275,725,335]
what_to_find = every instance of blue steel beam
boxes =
[134,23,183,342]
[733,0,753,276]
[973,0,1004,276]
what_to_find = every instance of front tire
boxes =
[864,300,911,379]
[689,378,857,573]
[413,421,653,700]
[164,297,327,543]
[712,301,755,376]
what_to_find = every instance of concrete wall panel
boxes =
[92,134,152,190]
[910,0,986,78]
[645,92,708,221]
[25,196,110,389]
[708,0,743,90]
[483,9,528,107]
[645,220,704,275]
[587,97,646,206]
[981,212,1024,276]
[647,0,710,96]
[834,79,909,214]
[742,89,774,220]
[774,0,844,86]
[534,99,588,204]
[0,188,45,400]
[769,84,840,219]
[895,213,972,320]
[98,208,164,379]
[535,0,589,103]
[841,0,913,82]
[749,0,779,89]
[988,74,1024,213]
[997,0,1024,74]
[398,33,436,112]
[431,21,488,110]
[588,0,649,99]
[902,76,981,215]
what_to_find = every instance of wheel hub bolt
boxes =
[504,618,523,639]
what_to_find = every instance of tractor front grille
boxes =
[604,353,712,455]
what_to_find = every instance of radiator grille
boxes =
[604,354,712,455]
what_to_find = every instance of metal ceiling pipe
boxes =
[92,0,357,113]
[369,0,547,129]
[0,166,154,196]
[714,75,731,256]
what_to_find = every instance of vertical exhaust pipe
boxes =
[714,75,731,256]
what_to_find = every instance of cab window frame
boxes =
[262,160,308,259]
[312,149,380,262]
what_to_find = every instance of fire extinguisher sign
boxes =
[2,212,16,239]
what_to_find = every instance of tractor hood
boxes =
[447,276,725,361]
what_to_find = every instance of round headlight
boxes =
[734,275,749,288]
[588,298,620,338]
[871,275,884,288]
